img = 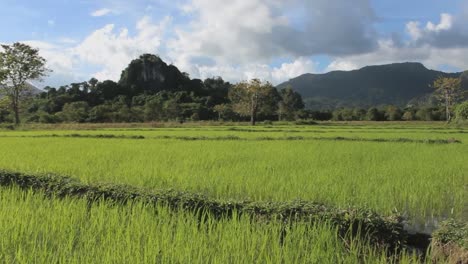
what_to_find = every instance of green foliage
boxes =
[402,111,415,121]
[0,170,407,250]
[0,125,466,219]
[454,101,468,122]
[366,107,382,121]
[58,101,89,123]
[433,220,468,249]
[0,42,49,124]
[0,187,424,263]
[278,86,305,121]
[229,79,280,125]
[385,105,402,121]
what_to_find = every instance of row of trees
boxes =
[0,43,305,125]
[331,105,453,121]
[1,42,467,125]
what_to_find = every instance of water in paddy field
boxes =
[404,217,444,235]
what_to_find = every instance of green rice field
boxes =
[0,123,467,262]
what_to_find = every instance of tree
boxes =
[415,107,434,121]
[432,77,463,121]
[229,79,279,125]
[278,86,304,121]
[385,105,402,121]
[0,43,49,124]
[213,103,234,120]
[59,101,89,122]
[366,107,380,121]
[454,101,468,122]
[401,111,415,121]
[88,78,98,90]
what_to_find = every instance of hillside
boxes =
[277,62,464,110]
[0,82,42,98]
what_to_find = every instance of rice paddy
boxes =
[0,123,466,262]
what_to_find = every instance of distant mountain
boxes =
[277,62,465,110]
[0,82,42,98]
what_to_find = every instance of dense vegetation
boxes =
[1,54,305,124]
[1,49,467,124]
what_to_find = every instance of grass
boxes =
[0,124,466,220]
[0,123,466,262]
[0,187,423,263]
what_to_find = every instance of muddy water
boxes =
[404,217,445,235]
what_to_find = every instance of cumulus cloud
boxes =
[19,41,79,87]
[167,0,375,84]
[73,16,171,80]
[193,57,316,84]
[327,9,468,72]
[170,0,376,67]
[405,12,468,48]
[91,8,113,17]
[14,1,468,88]
[326,61,359,72]
[14,16,171,86]
[326,38,468,72]
[271,57,316,82]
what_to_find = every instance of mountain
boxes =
[277,62,464,110]
[118,54,192,95]
[0,82,42,98]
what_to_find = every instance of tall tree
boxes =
[0,43,48,124]
[278,86,304,121]
[432,76,464,121]
[229,79,278,125]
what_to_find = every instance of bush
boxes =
[294,120,318,125]
[454,101,468,122]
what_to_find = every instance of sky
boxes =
[1,0,468,88]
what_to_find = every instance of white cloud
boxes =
[192,57,316,85]
[426,13,453,32]
[404,12,468,49]
[326,11,468,73]
[91,8,113,17]
[169,0,376,65]
[326,61,359,72]
[58,37,77,44]
[47,20,55,26]
[73,16,171,80]
[272,57,316,82]
[13,15,170,86]
[20,41,78,87]
[406,21,422,41]
[326,38,468,72]
[12,4,468,89]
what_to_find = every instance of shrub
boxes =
[454,101,468,122]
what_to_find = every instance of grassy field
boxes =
[0,122,466,262]
[0,124,466,219]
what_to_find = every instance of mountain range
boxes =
[278,62,467,110]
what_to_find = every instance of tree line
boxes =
[1,43,467,125]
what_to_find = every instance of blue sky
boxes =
[1,0,468,87]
